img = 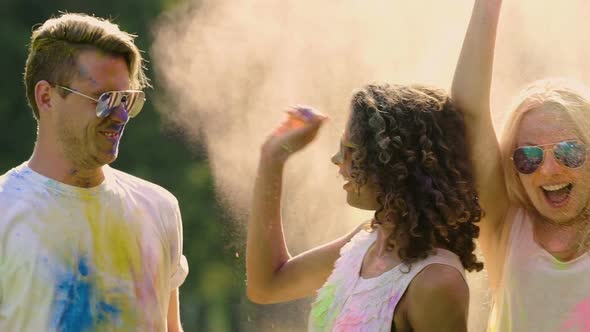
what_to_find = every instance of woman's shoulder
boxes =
[403,263,469,325]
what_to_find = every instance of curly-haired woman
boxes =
[246,84,483,332]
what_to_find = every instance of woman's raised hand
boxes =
[262,106,328,163]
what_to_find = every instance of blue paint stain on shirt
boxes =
[51,256,122,332]
[97,301,121,324]
[78,257,89,276]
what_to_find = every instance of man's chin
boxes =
[94,150,119,167]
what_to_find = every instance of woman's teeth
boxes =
[542,183,570,192]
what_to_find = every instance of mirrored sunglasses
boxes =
[511,140,587,174]
[53,84,146,118]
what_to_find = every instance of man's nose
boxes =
[107,103,129,124]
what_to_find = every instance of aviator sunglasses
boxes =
[51,83,146,118]
[511,140,587,174]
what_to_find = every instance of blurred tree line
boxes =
[0,0,274,330]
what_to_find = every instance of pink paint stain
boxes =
[559,296,590,332]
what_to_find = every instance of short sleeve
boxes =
[167,196,189,289]
[171,254,189,289]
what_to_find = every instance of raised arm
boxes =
[246,107,362,304]
[451,0,509,280]
[452,0,503,115]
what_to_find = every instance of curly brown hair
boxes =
[348,83,483,272]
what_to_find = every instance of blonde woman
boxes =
[452,1,590,330]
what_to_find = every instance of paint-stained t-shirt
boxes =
[0,162,189,332]
[488,207,590,332]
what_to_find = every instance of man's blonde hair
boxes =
[24,13,150,119]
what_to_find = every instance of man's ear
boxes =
[35,80,55,115]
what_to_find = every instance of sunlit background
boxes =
[3,0,590,330]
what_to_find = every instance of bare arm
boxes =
[167,288,183,332]
[452,0,503,115]
[451,0,509,286]
[406,265,469,332]
[246,108,363,304]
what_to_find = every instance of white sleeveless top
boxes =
[308,229,465,331]
[488,208,590,331]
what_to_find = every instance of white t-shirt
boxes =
[0,162,189,332]
[489,208,590,332]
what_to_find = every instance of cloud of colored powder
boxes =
[151,0,590,330]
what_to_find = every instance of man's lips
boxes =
[100,131,120,138]
[98,124,124,140]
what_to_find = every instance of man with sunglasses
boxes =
[452,0,590,331]
[0,13,188,331]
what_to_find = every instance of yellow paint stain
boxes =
[79,189,143,328]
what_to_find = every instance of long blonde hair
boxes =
[500,78,590,209]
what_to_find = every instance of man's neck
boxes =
[28,148,105,188]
